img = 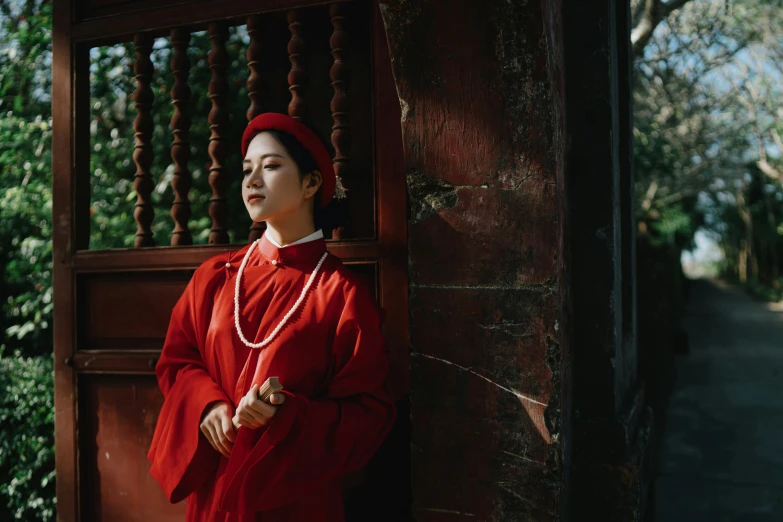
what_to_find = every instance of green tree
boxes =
[0,2,56,520]
[0,0,53,355]
[0,353,55,522]
[633,0,783,274]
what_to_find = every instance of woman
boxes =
[147,113,396,521]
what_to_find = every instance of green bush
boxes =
[0,350,55,522]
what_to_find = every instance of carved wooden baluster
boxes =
[246,15,264,122]
[287,10,307,120]
[330,3,351,239]
[246,15,266,242]
[208,22,230,244]
[170,28,192,246]
[132,32,155,247]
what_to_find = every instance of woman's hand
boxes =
[232,383,286,430]
[199,401,235,458]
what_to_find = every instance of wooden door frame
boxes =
[52,1,408,519]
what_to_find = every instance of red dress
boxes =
[147,233,396,521]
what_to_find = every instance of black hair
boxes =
[254,124,346,234]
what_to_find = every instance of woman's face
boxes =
[241,131,320,223]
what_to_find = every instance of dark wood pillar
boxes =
[563,0,652,519]
[379,0,570,520]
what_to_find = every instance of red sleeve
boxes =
[147,268,233,503]
[218,282,396,513]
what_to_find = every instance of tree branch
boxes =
[631,0,694,58]
[772,129,783,155]
[641,180,659,212]
[757,159,782,181]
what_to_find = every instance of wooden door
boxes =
[51,1,408,520]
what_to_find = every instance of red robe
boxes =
[147,233,396,521]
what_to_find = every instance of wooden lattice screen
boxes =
[51,0,408,520]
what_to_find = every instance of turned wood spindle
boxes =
[246,15,267,242]
[329,3,352,239]
[132,32,155,248]
[246,15,264,122]
[207,22,230,245]
[170,28,193,246]
[287,10,307,120]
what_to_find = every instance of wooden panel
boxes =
[90,0,139,6]
[79,375,184,521]
[90,0,136,5]
[76,261,381,351]
[73,350,161,374]
[77,0,208,24]
[77,271,192,350]
[343,261,379,302]
[72,241,383,272]
[72,0,337,45]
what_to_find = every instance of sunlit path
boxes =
[655,279,783,521]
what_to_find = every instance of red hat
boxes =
[241,113,336,208]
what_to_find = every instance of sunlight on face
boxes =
[241,132,316,224]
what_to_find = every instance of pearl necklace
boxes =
[233,238,329,349]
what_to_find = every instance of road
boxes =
[654,279,783,521]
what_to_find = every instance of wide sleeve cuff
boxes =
[147,367,232,503]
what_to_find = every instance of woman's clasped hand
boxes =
[199,401,235,458]
[233,383,286,430]
[198,384,286,457]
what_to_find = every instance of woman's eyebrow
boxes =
[243,153,284,163]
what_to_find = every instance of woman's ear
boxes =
[304,170,323,198]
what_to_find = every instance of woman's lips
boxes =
[247,195,264,202]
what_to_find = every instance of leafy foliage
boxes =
[0,1,56,517]
[0,115,53,357]
[0,351,55,522]
[1,0,53,359]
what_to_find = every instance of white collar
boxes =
[266,229,324,249]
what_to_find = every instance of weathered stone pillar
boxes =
[563,0,653,519]
[379,0,570,519]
